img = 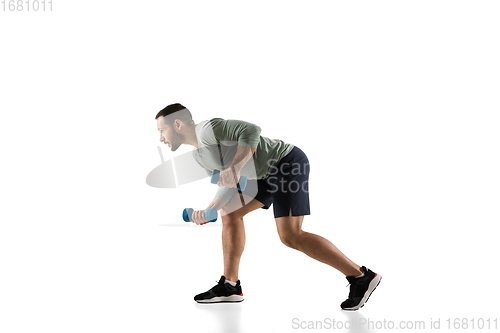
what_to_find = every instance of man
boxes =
[155,103,381,310]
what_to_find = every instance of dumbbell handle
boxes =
[210,169,247,191]
[182,208,217,223]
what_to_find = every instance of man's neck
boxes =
[183,123,199,149]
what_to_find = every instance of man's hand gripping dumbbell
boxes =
[183,167,247,225]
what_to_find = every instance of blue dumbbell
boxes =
[182,208,218,223]
[210,169,247,191]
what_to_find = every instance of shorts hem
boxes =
[273,208,311,219]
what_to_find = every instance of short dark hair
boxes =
[155,103,193,126]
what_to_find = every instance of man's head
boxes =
[155,103,194,151]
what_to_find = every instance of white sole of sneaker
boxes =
[343,274,382,311]
[196,294,244,303]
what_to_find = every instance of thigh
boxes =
[221,192,264,219]
[275,212,304,237]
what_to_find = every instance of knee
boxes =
[221,213,243,227]
[279,232,301,249]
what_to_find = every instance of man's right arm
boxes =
[190,196,230,225]
[191,154,235,224]
[206,196,228,211]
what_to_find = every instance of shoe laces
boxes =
[346,280,361,298]
[210,279,229,292]
[209,280,221,291]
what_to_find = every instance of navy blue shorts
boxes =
[242,146,311,218]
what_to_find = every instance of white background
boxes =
[1,1,499,332]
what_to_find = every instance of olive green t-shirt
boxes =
[193,118,294,203]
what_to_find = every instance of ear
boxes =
[174,119,182,131]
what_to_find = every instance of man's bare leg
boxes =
[220,194,264,282]
[275,213,362,277]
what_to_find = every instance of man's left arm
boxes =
[214,119,261,188]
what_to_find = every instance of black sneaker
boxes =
[194,276,244,303]
[341,266,381,310]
